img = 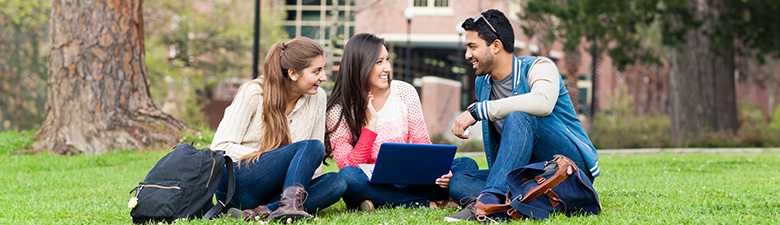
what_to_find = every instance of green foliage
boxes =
[0,0,50,131]
[730,102,780,147]
[143,1,287,128]
[521,0,780,69]
[713,0,780,59]
[179,126,216,150]
[0,0,49,26]
[673,102,780,148]
[770,104,780,130]
[590,86,673,149]
[590,110,673,149]
[521,0,686,70]
[2,143,779,224]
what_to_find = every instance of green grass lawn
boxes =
[1,132,779,224]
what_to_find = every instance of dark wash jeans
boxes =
[339,157,479,209]
[449,111,593,203]
[215,140,347,214]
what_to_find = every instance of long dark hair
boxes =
[325,33,389,151]
[239,37,324,164]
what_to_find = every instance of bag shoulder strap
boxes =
[202,156,236,219]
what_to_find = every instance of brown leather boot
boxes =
[267,184,313,221]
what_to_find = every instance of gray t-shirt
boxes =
[489,74,515,135]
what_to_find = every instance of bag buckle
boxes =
[477,214,500,223]
[544,155,563,167]
[535,176,546,184]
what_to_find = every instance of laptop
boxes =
[358,143,457,185]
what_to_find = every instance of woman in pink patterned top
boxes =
[325,33,478,211]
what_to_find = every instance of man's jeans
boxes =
[339,157,479,208]
[449,111,591,202]
[215,140,347,213]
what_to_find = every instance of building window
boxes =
[282,0,355,44]
[412,0,450,8]
[301,0,321,6]
[409,0,453,16]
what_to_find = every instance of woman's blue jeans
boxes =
[215,140,347,214]
[449,111,592,203]
[338,157,479,209]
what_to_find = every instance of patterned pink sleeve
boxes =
[327,106,378,169]
[397,82,432,144]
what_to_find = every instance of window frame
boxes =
[408,0,453,16]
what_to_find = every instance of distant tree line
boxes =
[521,0,780,145]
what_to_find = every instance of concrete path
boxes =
[457,148,780,157]
[598,147,780,154]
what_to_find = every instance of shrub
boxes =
[590,98,780,148]
[590,111,673,149]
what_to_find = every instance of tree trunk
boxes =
[589,36,599,123]
[669,0,738,145]
[35,0,192,154]
[564,49,582,113]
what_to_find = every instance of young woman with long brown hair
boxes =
[325,33,478,211]
[211,37,345,222]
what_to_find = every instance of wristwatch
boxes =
[467,103,478,120]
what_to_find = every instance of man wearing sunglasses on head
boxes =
[445,9,599,222]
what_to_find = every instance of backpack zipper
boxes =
[141,184,181,190]
[206,150,216,188]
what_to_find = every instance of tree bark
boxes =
[669,0,738,145]
[35,0,192,154]
[564,49,582,113]
[589,36,599,122]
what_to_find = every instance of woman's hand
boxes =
[435,171,452,188]
[364,92,378,131]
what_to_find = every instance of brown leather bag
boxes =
[475,155,600,222]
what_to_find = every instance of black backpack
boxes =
[128,143,235,224]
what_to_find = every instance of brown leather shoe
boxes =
[267,184,313,222]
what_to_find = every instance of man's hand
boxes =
[451,111,477,139]
[435,171,453,188]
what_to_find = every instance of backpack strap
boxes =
[203,156,236,219]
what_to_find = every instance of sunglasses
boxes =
[472,13,499,38]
